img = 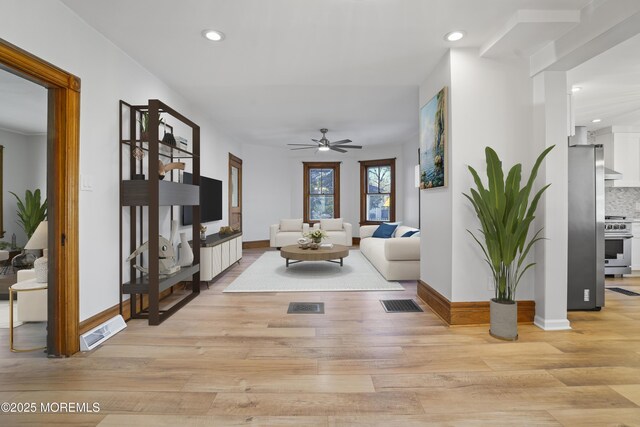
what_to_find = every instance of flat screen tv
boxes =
[182,172,223,225]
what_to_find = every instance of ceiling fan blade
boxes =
[329,146,347,153]
[288,143,318,146]
[311,139,319,142]
[334,145,362,149]
[290,147,317,150]
[331,139,352,145]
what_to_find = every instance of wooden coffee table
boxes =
[280,244,349,267]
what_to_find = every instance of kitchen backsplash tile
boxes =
[606,187,640,218]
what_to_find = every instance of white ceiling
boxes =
[569,33,640,131]
[0,68,47,135]
[61,0,592,147]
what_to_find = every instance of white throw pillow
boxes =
[394,225,415,238]
[280,219,303,232]
[320,218,344,231]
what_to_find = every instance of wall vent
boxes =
[79,315,126,351]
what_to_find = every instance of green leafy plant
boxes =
[305,229,327,242]
[463,146,554,302]
[10,189,48,239]
[138,111,165,133]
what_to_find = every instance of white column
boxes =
[532,71,571,330]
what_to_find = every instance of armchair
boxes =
[270,219,310,248]
[314,218,352,246]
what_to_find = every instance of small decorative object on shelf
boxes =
[175,136,188,149]
[161,122,176,146]
[131,147,145,180]
[200,225,207,241]
[126,221,180,277]
[177,232,194,267]
[158,160,185,180]
[219,225,235,236]
[138,111,164,141]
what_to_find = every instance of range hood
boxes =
[604,167,622,180]
[569,126,623,180]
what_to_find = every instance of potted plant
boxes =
[138,111,164,141]
[305,229,327,249]
[10,189,47,239]
[463,146,554,340]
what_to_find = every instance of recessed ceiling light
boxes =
[592,119,602,123]
[444,31,465,42]
[318,146,330,152]
[571,86,582,93]
[202,29,225,42]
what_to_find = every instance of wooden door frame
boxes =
[228,153,242,231]
[0,38,80,356]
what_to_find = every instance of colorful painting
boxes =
[419,87,447,189]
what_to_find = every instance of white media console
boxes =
[199,232,242,281]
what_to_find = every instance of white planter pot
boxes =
[489,299,518,341]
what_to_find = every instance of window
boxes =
[303,162,340,223]
[360,158,395,224]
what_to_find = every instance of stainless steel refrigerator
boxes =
[567,143,605,310]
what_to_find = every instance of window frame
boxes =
[303,161,341,224]
[359,158,396,225]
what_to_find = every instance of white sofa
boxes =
[270,219,311,248]
[313,218,352,246]
[359,224,420,280]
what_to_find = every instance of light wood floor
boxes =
[1,249,640,426]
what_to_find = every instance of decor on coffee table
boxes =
[281,244,348,267]
[464,145,554,341]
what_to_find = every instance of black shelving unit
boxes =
[119,99,201,325]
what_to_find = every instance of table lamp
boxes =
[25,220,48,283]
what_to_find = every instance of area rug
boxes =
[0,301,21,328]
[224,250,405,293]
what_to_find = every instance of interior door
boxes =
[229,153,242,231]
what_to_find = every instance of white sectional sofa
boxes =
[359,224,420,280]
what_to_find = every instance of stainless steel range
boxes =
[604,216,633,275]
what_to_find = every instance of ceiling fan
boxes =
[288,128,362,153]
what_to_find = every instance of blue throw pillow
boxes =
[372,223,398,239]
[401,230,419,237]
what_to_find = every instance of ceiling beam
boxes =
[530,0,640,76]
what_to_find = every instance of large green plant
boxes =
[463,146,554,302]
[9,189,47,239]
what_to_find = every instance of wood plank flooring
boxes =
[1,249,639,426]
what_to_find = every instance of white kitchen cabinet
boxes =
[199,233,242,281]
[597,127,640,187]
[632,223,640,271]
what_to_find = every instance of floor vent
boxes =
[607,287,640,296]
[381,299,424,313]
[287,302,324,314]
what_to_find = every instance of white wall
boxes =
[1,0,241,321]
[402,137,420,229]
[419,49,537,302]
[449,49,535,302]
[241,142,410,242]
[419,51,453,300]
[1,129,47,247]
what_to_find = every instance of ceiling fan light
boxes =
[318,146,330,152]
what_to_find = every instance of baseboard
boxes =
[534,315,572,331]
[78,287,175,334]
[417,280,535,325]
[243,240,270,249]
